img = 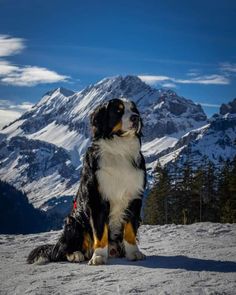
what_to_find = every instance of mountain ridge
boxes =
[0,75,234,214]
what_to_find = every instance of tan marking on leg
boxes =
[124,222,136,245]
[88,246,108,265]
[82,233,93,259]
[82,233,92,251]
[123,222,146,261]
[93,224,108,249]
[88,224,109,265]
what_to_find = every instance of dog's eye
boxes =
[117,104,124,113]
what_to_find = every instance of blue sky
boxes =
[0,0,236,124]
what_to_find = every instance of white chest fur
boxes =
[96,136,144,237]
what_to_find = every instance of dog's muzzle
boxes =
[130,114,140,130]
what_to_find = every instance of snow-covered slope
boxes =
[0,223,235,294]
[156,99,236,169]
[0,75,207,210]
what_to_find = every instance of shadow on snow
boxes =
[109,255,236,273]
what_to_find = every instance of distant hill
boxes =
[0,180,63,234]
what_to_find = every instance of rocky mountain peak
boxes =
[220,98,236,115]
[43,87,75,98]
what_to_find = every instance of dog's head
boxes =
[90,98,142,139]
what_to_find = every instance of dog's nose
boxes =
[130,114,139,124]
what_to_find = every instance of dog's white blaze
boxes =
[96,135,144,239]
[121,99,141,134]
[121,100,133,131]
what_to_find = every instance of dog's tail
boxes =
[27,215,87,265]
[27,244,54,264]
[27,240,67,264]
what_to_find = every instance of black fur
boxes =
[27,99,146,264]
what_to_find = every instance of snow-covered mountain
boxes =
[156,98,236,169]
[0,75,209,211]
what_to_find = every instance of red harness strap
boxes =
[73,199,77,210]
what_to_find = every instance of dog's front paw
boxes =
[66,251,85,263]
[124,242,146,261]
[126,249,146,261]
[88,255,107,265]
[88,247,108,265]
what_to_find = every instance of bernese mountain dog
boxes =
[27,98,146,265]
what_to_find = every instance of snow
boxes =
[0,110,22,130]
[27,121,89,167]
[0,119,25,138]
[0,150,78,209]
[141,128,196,158]
[142,136,179,157]
[0,222,235,294]
[33,88,73,110]
[191,127,236,163]
[152,146,186,169]
[158,117,236,169]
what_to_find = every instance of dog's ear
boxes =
[90,103,108,139]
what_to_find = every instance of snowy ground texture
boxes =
[0,222,236,295]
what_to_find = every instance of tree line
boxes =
[143,156,236,225]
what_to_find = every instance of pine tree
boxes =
[143,186,159,225]
[219,157,236,222]
[203,162,218,222]
[179,158,194,224]
[190,166,205,223]
[228,157,236,222]
[168,162,184,224]
[144,155,236,225]
[218,160,230,222]
[143,163,171,225]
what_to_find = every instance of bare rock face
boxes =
[158,98,236,170]
[220,98,236,115]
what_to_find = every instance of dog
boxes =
[27,98,146,265]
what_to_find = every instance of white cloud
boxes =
[186,69,201,77]
[0,99,34,129]
[139,74,230,86]
[0,35,70,86]
[138,75,171,85]
[1,65,69,86]
[161,82,177,88]
[0,60,19,76]
[187,72,199,77]
[195,102,221,108]
[0,99,34,112]
[0,35,25,57]
[175,75,229,85]
[220,62,236,73]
